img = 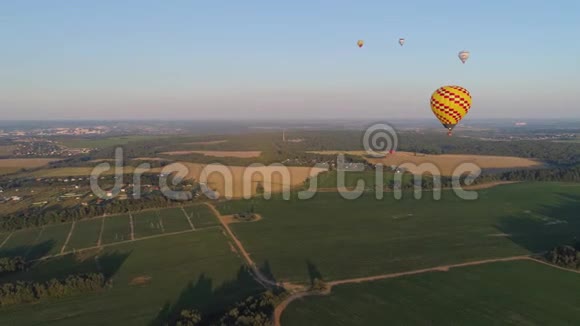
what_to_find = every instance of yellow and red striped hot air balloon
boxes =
[430,86,472,136]
[357,40,364,48]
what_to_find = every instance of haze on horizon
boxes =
[1,1,579,120]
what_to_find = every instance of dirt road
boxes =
[204,203,279,288]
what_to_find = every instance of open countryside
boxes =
[309,151,544,175]
[2,1,580,325]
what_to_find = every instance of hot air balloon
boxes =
[357,40,364,48]
[430,86,472,136]
[398,38,405,46]
[458,50,470,64]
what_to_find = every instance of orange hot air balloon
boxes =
[357,40,364,48]
[430,86,472,136]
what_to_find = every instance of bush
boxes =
[0,256,27,275]
[546,245,580,269]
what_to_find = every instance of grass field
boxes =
[159,207,193,232]
[26,166,163,178]
[0,206,219,260]
[160,150,262,158]
[101,215,132,244]
[66,218,103,250]
[216,182,580,284]
[0,145,16,156]
[57,135,164,149]
[282,260,580,325]
[0,158,61,176]
[0,167,21,176]
[31,224,72,256]
[309,151,543,176]
[313,170,413,189]
[179,162,327,198]
[133,211,163,238]
[0,228,42,258]
[0,229,264,326]
[185,205,220,229]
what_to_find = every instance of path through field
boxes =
[0,232,13,248]
[181,206,196,230]
[204,203,280,289]
[273,256,579,326]
[128,213,135,240]
[60,221,76,254]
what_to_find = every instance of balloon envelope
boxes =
[398,38,405,46]
[357,40,364,48]
[430,86,472,135]
[458,51,470,64]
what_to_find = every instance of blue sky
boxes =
[1,1,579,120]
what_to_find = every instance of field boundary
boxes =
[33,225,221,262]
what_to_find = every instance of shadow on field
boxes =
[306,259,324,285]
[149,265,267,326]
[0,250,131,283]
[496,193,580,253]
[0,240,55,260]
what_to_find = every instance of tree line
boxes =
[174,291,279,326]
[0,273,107,306]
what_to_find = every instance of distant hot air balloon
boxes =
[398,38,405,46]
[357,40,364,48]
[458,50,470,64]
[430,86,472,136]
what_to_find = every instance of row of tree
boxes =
[174,291,279,326]
[0,273,107,306]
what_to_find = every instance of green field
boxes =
[216,183,580,284]
[30,223,72,257]
[0,229,264,325]
[101,215,132,244]
[0,205,216,261]
[0,145,16,156]
[159,207,193,233]
[282,260,580,325]
[186,205,219,229]
[313,170,413,189]
[0,228,42,258]
[66,218,103,250]
[133,211,163,238]
[57,135,164,149]
[0,167,21,176]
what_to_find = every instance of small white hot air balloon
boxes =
[458,50,470,64]
[398,38,405,46]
